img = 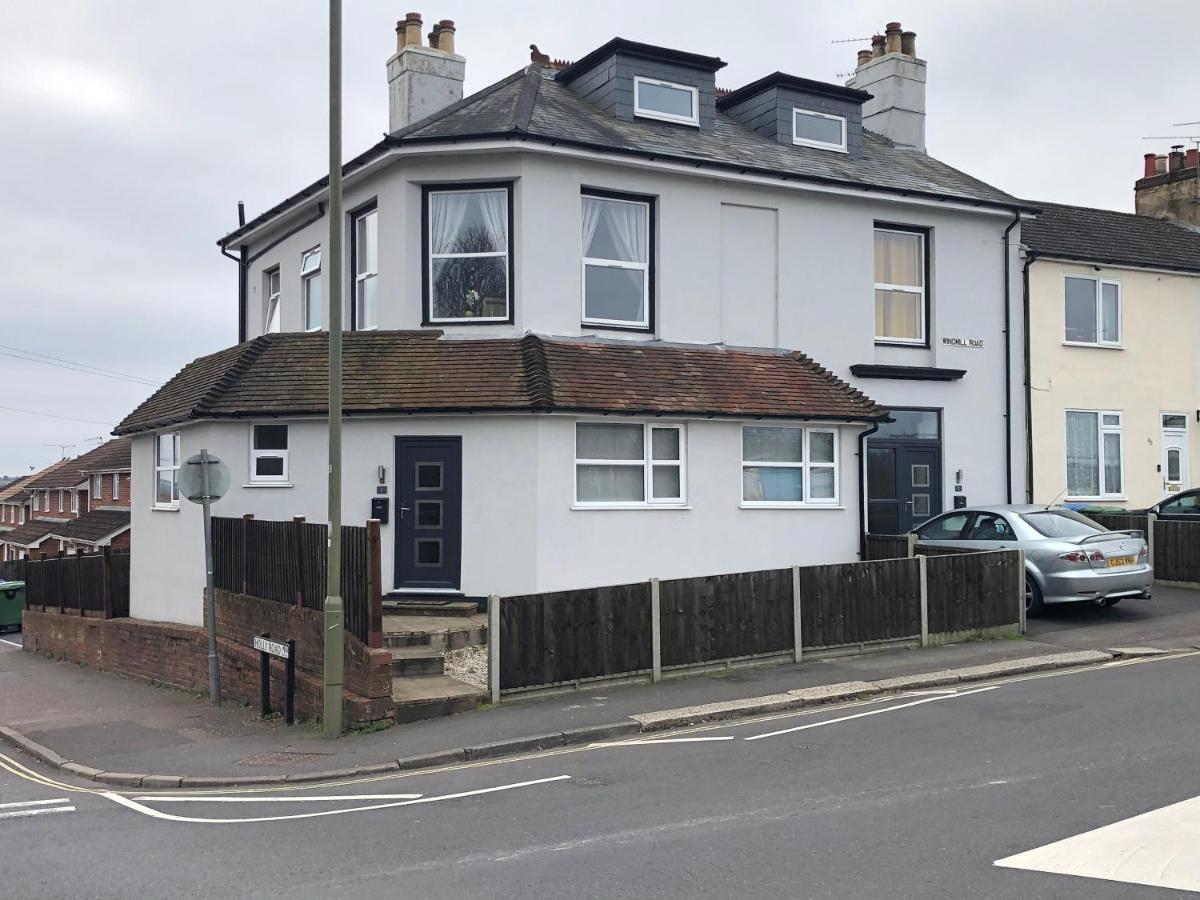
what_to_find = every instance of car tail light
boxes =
[1139,544,1149,560]
[1059,550,1105,564]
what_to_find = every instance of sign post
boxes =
[254,634,297,725]
[180,450,231,705]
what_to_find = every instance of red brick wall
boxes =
[109,531,131,551]
[88,472,130,508]
[22,609,393,728]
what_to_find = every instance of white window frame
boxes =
[580,193,651,329]
[263,267,281,334]
[70,491,79,514]
[249,424,290,485]
[91,474,101,500]
[741,425,841,508]
[1063,274,1121,348]
[32,493,39,512]
[154,432,181,509]
[111,473,120,501]
[301,246,322,332]
[874,227,927,345]
[426,187,511,324]
[353,208,378,331]
[1065,409,1124,501]
[573,421,687,509]
[633,76,699,127]
[58,490,64,513]
[19,506,25,525]
[792,107,848,152]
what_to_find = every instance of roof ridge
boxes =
[513,68,541,132]
[519,333,554,409]
[193,336,272,419]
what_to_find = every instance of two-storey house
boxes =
[117,20,1029,628]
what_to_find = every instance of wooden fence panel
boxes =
[1155,519,1200,584]
[926,550,1020,634]
[499,582,651,691]
[5,552,130,617]
[108,552,131,617]
[1085,513,1149,534]
[659,569,792,667]
[799,558,921,648]
[863,534,912,561]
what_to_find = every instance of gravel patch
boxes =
[443,644,487,689]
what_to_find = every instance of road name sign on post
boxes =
[180,450,231,706]
[255,634,297,725]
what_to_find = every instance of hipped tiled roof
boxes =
[1,518,59,549]
[1022,201,1200,273]
[49,509,130,544]
[27,438,132,490]
[116,332,885,435]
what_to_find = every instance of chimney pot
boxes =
[1144,152,1158,178]
[436,19,455,54]
[428,26,440,50]
[388,11,464,132]
[1186,148,1199,170]
[856,49,873,68]
[885,21,902,54]
[396,19,406,50]
[1169,146,1185,172]
[871,34,885,58]
[404,12,423,47]
[901,30,916,57]
[1155,155,1168,175]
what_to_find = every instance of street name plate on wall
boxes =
[253,636,290,659]
[941,336,984,349]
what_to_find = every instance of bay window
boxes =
[1064,275,1120,346]
[581,193,652,329]
[575,422,685,506]
[874,226,927,344]
[154,432,181,508]
[1066,410,1123,499]
[425,184,512,323]
[250,424,289,484]
[352,206,378,330]
[742,426,839,506]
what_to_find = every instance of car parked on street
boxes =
[1130,487,1200,522]
[911,505,1153,616]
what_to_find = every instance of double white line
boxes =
[0,797,76,820]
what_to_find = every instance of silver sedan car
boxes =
[912,504,1153,616]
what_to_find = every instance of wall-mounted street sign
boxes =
[253,635,290,659]
[941,336,985,349]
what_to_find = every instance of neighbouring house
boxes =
[119,19,1030,628]
[51,438,132,554]
[0,475,33,547]
[1136,146,1200,230]
[0,439,132,560]
[1022,156,1200,509]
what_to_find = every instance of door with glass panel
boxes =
[394,437,461,591]
[866,409,942,534]
[1161,413,1189,497]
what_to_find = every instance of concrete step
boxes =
[389,647,445,677]
[383,625,487,652]
[392,675,487,725]
[382,599,479,617]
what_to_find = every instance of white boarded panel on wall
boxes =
[720,204,778,348]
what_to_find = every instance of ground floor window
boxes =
[742,425,839,506]
[575,422,685,506]
[1066,409,1123,499]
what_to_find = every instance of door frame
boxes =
[392,435,463,592]
[865,406,944,535]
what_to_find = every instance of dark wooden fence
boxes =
[0,549,130,618]
[862,534,913,561]
[495,550,1022,694]
[1084,514,1200,585]
[211,515,383,646]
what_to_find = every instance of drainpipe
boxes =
[219,202,248,344]
[1022,251,1038,503]
[1002,210,1021,504]
[857,419,883,558]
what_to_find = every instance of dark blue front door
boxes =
[394,437,462,590]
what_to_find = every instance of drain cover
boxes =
[236,750,334,767]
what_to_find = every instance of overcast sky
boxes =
[1,0,1193,475]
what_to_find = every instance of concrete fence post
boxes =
[487,594,500,705]
[791,565,803,663]
[907,533,918,558]
[917,555,929,647]
[650,578,662,683]
[1147,512,1157,570]
[1017,549,1027,635]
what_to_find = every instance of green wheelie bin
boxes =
[0,581,25,633]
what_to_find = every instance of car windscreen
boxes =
[1020,509,1105,539]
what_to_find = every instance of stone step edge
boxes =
[0,649,1122,789]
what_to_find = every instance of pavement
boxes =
[3,644,1200,897]
[0,585,1197,786]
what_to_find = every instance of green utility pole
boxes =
[323,0,345,738]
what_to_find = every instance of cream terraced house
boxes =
[1022,200,1200,508]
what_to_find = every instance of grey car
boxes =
[912,504,1153,616]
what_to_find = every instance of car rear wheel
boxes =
[1025,576,1045,617]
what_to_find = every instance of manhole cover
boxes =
[236,750,334,767]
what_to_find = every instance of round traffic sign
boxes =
[178,451,231,503]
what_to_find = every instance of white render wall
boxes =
[130,414,867,624]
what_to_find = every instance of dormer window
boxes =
[634,77,699,126]
[792,108,847,152]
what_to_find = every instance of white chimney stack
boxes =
[846,21,927,152]
[387,13,465,133]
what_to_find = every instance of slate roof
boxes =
[0,475,32,504]
[115,331,886,435]
[220,60,1025,246]
[49,509,130,545]
[27,439,132,490]
[1021,201,1200,273]
[0,518,59,549]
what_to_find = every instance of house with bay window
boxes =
[119,20,1029,627]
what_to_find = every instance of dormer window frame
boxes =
[633,76,700,127]
[792,107,848,153]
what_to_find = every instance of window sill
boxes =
[243,482,293,489]
[740,503,844,510]
[1061,341,1123,350]
[572,503,691,511]
[152,504,181,512]
[874,339,929,348]
[1067,497,1128,503]
[581,320,652,333]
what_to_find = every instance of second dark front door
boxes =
[866,409,943,535]
[394,437,462,591]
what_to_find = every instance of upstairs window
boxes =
[426,185,512,323]
[633,76,699,126]
[581,193,652,329]
[263,267,281,334]
[793,108,847,152]
[353,207,378,330]
[57,490,64,513]
[251,424,289,484]
[71,491,79,514]
[91,474,102,500]
[112,473,121,501]
[301,247,322,332]
[1064,275,1120,346]
[575,422,685,506]
[155,432,181,508]
[32,493,39,512]
[874,227,927,344]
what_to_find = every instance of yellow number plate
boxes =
[1108,556,1135,568]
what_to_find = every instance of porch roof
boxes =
[115,331,886,435]
[49,509,131,545]
[1,518,59,549]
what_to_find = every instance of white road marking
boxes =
[0,797,71,810]
[0,638,22,648]
[103,774,571,824]
[744,685,1000,741]
[136,793,423,803]
[0,806,75,820]
[996,793,1200,893]
[591,737,736,747]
